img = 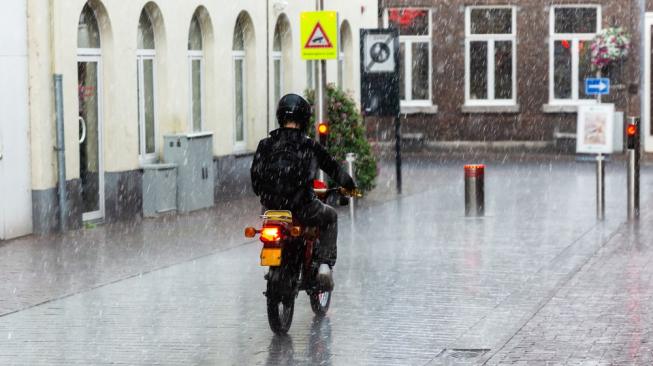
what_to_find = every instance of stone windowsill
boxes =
[542,104,579,114]
[233,150,255,158]
[400,104,438,115]
[461,104,520,114]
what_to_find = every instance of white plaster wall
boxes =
[0,0,32,238]
[28,0,377,190]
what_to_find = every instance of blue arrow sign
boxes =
[585,78,610,96]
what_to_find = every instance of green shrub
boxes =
[306,84,377,192]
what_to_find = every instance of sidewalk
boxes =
[485,212,653,365]
[0,195,264,316]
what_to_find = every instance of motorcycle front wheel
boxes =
[309,290,331,316]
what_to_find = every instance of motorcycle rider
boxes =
[250,93,356,291]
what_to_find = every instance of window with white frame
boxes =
[465,6,516,105]
[386,8,432,105]
[188,13,204,132]
[338,51,344,89]
[272,22,283,128]
[339,21,354,92]
[233,18,247,148]
[550,5,601,103]
[137,9,157,162]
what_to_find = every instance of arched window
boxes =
[272,15,291,128]
[78,4,101,49]
[188,13,204,132]
[233,14,252,149]
[272,23,283,109]
[339,21,353,91]
[137,9,157,161]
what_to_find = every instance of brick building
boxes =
[370,1,653,152]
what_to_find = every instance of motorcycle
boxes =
[244,179,361,334]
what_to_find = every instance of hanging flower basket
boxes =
[590,27,631,72]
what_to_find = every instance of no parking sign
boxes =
[359,28,399,117]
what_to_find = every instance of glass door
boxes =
[78,57,104,221]
[646,14,653,152]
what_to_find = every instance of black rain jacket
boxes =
[250,128,356,210]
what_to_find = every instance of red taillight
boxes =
[313,179,327,189]
[260,227,282,243]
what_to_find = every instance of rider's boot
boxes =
[316,263,334,291]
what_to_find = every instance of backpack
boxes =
[259,140,311,203]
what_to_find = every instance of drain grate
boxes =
[441,348,490,360]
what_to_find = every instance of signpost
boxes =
[360,29,401,193]
[301,8,338,181]
[577,103,615,221]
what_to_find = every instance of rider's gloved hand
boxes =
[340,186,362,198]
[342,176,356,191]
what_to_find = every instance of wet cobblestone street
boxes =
[1,158,653,365]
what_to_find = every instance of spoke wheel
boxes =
[267,297,295,334]
[309,290,331,317]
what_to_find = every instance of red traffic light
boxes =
[627,124,637,137]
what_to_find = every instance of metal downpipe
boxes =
[54,74,66,232]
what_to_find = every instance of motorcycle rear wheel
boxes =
[309,290,331,316]
[267,296,295,334]
[266,267,296,334]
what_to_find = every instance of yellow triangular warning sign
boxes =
[304,22,333,49]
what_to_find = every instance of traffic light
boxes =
[626,119,639,150]
[318,122,329,146]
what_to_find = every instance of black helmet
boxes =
[276,93,312,131]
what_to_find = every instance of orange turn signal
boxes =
[244,227,257,238]
[290,226,302,237]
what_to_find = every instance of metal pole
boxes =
[346,153,356,219]
[465,165,485,217]
[316,0,326,182]
[627,117,641,219]
[596,153,605,220]
[640,0,646,131]
[395,115,402,194]
[54,74,67,232]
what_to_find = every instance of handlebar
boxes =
[314,187,363,198]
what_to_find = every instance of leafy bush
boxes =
[306,84,377,192]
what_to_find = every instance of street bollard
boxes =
[465,164,485,217]
[346,153,356,220]
[596,154,605,221]
[626,117,641,220]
